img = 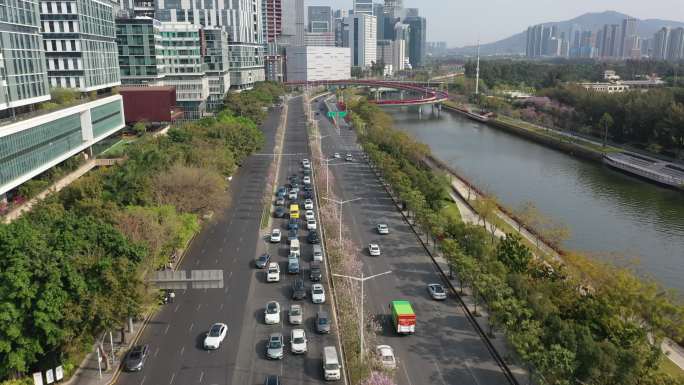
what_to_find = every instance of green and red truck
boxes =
[389,300,416,334]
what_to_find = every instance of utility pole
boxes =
[475,39,480,96]
[322,197,363,243]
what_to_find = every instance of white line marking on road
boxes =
[464,359,481,385]
[219,303,224,310]
[215,258,218,264]
[239,237,243,243]
[224,286,229,293]
[164,325,170,335]
[401,363,415,385]
[140,375,146,385]
[223,236,227,243]
[236,247,240,253]
[228,271,233,279]
[174,304,180,313]
[219,247,223,253]
[199,371,204,383]
[196,303,202,311]
[154,347,159,357]
[434,360,448,385]
[189,323,194,333]
[201,248,206,254]
[169,372,176,385]
[180,346,185,356]
[195,259,200,266]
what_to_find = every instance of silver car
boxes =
[266,333,284,359]
[288,304,303,325]
[427,283,447,300]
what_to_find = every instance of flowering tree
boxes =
[360,372,396,385]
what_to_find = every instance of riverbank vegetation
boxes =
[348,97,684,385]
[0,83,283,383]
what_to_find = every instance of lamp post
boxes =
[332,270,392,358]
[322,197,362,244]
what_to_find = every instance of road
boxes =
[315,97,511,385]
[116,96,341,385]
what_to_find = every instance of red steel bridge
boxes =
[285,79,449,106]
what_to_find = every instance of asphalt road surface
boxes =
[116,97,341,385]
[315,98,511,385]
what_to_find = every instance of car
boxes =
[291,278,306,299]
[289,304,303,325]
[376,345,397,369]
[264,301,281,325]
[377,223,389,235]
[345,153,353,161]
[288,256,300,274]
[275,196,286,206]
[255,253,271,269]
[266,262,280,282]
[290,329,308,354]
[307,230,320,244]
[288,190,298,200]
[203,323,228,350]
[290,184,300,193]
[368,243,381,256]
[303,176,311,185]
[305,210,315,221]
[264,375,281,385]
[123,344,149,371]
[301,158,310,166]
[307,219,317,230]
[309,261,322,282]
[276,186,287,197]
[303,161,311,170]
[303,169,312,176]
[304,199,314,210]
[303,191,313,200]
[311,283,326,304]
[288,218,299,231]
[288,229,298,243]
[333,152,341,159]
[315,310,331,333]
[270,229,281,243]
[427,283,447,300]
[274,207,287,218]
[266,333,284,360]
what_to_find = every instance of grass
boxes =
[260,199,271,230]
[440,201,462,224]
[100,137,137,157]
[660,355,684,381]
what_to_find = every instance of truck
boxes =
[389,300,416,335]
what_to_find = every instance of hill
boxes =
[451,11,684,56]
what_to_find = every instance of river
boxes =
[388,107,684,293]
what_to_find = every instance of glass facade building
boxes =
[203,27,230,111]
[116,17,165,84]
[40,0,121,91]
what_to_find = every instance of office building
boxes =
[204,28,231,111]
[392,38,406,71]
[285,46,350,81]
[376,39,393,65]
[333,9,349,47]
[405,8,418,17]
[667,28,684,61]
[280,0,304,46]
[155,0,264,90]
[346,13,376,68]
[159,22,208,119]
[40,0,120,92]
[119,0,154,18]
[353,0,373,16]
[116,17,165,85]
[526,24,544,58]
[599,24,620,59]
[620,18,638,58]
[305,32,335,46]
[308,6,332,33]
[262,0,283,82]
[405,16,426,68]
[653,27,670,60]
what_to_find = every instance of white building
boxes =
[346,13,376,69]
[392,39,406,72]
[286,46,350,82]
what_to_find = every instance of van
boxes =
[313,245,323,262]
[290,204,300,219]
[290,239,300,257]
[322,346,341,381]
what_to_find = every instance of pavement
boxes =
[315,97,515,385]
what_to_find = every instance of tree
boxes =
[132,121,147,136]
[598,112,614,148]
[360,372,396,385]
[151,164,227,215]
[496,233,532,273]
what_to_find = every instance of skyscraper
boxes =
[653,27,670,60]
[405,16,426,68]
[620,18,638,58]
[262,0,283,81]
[667,28,684,61]
[308,6,332,33]
[334,9,349,47]
[526,24,544,58]
[346,13,376,68]
[280,0,304,46]
[600,24,621,58]
[353,0,373,16]
[116,17,165,85]
[204,27,231,111]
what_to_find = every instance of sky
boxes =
[304,0,684,47]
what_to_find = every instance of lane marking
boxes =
[219,303,224,310]
[180,346,185,356]
[164,324,170,335]
[154,347,159,357]
[174,304,180,313]
[218,247,223,253]
[169,372,176,385]
[195,259,200,266]
[199,371,204,383]
[228,271,233,279]
[215,258,218,264]
[196,303,202,311]
[189,323,194,333]
[140,375,146,385]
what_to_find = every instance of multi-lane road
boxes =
[116,96,342,385]
[315,97,511,385]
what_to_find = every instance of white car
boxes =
[288,304,303,325]
[203,323,228,350]
[333,152,341,159]
[377,223,389,235]
[368,243,381,256]
[303,176,311,185]
[264,301,281,325]
[270,228,281,243]
[307,219,317,230]
[345,153,353,162]
[301,158,310,166]
[266,262,280,282]
[427,283,447,300]
[376,345,396,369]
[288,190,298,200]
[311,283,326,304]
[304,199,314,210]
[290,328,308,354]
[305,210,315,221]
[303,161,311,170]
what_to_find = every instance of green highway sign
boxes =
[327,111,348,118]
[338,111,348,118]
[327,111,336,118]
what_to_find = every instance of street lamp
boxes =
[332,270,392,358]
[322,197,362,244]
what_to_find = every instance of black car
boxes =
[303,191,313,200]
[124,344,149,371]
[307,230,320,244]
[288,218,299,231]
[292,278,307,300]
[302,184,312,192]
[288,229,298,243]
[274,207,287,218]
[265,375,281,385]
[309,261,322,282]
[255,253,271,269]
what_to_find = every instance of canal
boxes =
[389,108,684,293]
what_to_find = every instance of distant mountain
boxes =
[451,11,684,56]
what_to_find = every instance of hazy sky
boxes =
[304,0,684,47]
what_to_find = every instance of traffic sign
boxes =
[327,111,336,118]
[327,111,347,118]
[338,111,348,118]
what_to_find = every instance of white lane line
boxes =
[215,258,218,264]
[228,271,233,279]
[199,371,204,383]
[219,247,223,253]
[223,236,228,244]
[236,247,240,253]
[195,259,200,266]
[239,236,243,243]
[196,303,202,311]
[219,303,224,310]
[189,323,194,333]
[201,248,206,254]
[154,347,160,357]
[140,375,146,385]
[464,359,482,385]
[164,324,170,335]
[434,360,448,385]
[401,363,415,385]
[224,286,229,293]
[180,346,185,356]
[169,372,176,385]
[174,304,180,313]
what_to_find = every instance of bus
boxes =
[290,204,300,219]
